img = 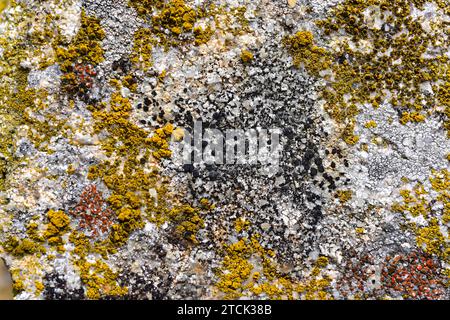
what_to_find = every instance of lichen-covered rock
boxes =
[0,0,448,300]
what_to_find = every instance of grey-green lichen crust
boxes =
[0,0,448,300]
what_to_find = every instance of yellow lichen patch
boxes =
[43,210,70,248]
[55,11,105,71]
[128,0,164,16]
[147,123,174,160]
[392,183,430,218]
[364,120,377,129]
[295,0,450,141]
[169,205,205,244]
[2,237,45,257]
[399,112,426,125]
[85,91,208,248]
[54,10,105,94]
[315,256,329,268]
[415,218,447,259]
[336,189,353,203]
[131,27,156,70]
[215,227,332,299]
[68,231,128,299]
[2,209,70,258]
[282,31,331,76]
[234,217,250,233]
[341,121,360,145]
[129,1,250,71]
[393,169,449,262]
[151,0,199,45]
[34,281,44,296]
[0,0,8,13]
[240,49,254,64]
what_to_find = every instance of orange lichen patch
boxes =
[70,185,115,238]
[381,252,447,299]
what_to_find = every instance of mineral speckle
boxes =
[0,0,448,300]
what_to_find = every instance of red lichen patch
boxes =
[381,252,447,300]
[336,252,383,299]
[61,63,97,99]
[70,185,115,238]
[337,250,448,299]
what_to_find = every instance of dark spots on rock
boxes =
[137,103,142,110]
[304,150,314,161]
[143,105,149,112]
[212,112,224,120]
[307,192,319,203]
[337,55,346,64]
[192,169,200,178]
[139,120,146,125]
[310,167,317,177]
[283,127,294,139]
[209,170,219,180]
[314,158,322,167]
[311,205,322,225]
[185,112,193,123]
[111,57,131,74]
[112,60,119,71]
[182,164,194,173]
[330,161,336,169]
[144,97,151,106]
[43,272,84,300]
[344,159,349,167]
[328,181,336,190]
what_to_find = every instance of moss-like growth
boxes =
[54,11,105,97]
[129,1,250,70]
[216,233,332,300]
[3,236,45,257]
[364,121,377,129]
[336,190,353,203]
[313,0,449,138]
[393,169,449,262]
[240,49,254,64]
[283,31,331,76]
[43,210,70,248]
[128,0,164,16]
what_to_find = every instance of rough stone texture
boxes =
[0,0,448,300]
